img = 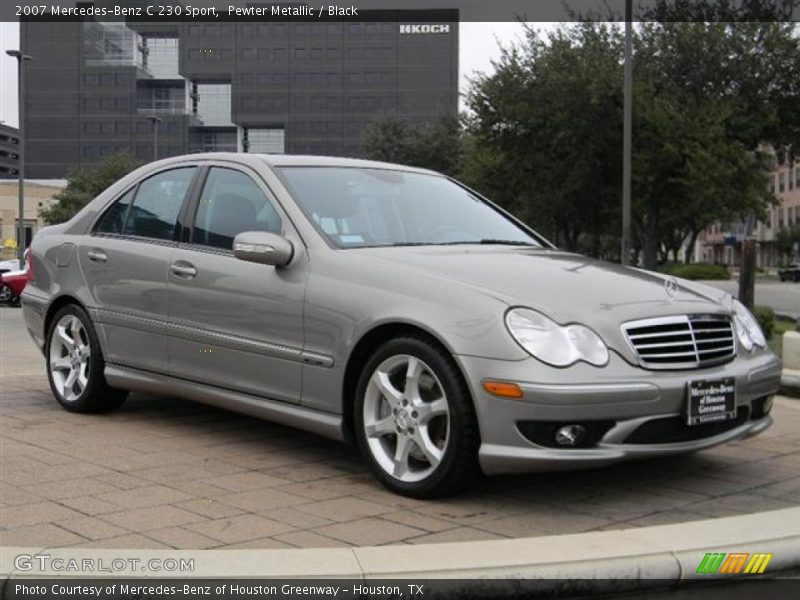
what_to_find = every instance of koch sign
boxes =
[400,24,451,34]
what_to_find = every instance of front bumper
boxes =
[456,350,782,475]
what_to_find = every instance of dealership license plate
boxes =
[687,378,736,426]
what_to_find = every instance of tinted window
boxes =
[123,167,196,241]
[95,188,134,234]
[279,167,541,249]
[192,167,282,249]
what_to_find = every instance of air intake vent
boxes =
[622,314,735,370]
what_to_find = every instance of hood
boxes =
[352,246,733,356]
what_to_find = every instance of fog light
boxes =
[555,424,587,447]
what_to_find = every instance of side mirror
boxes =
[233,231,294,267]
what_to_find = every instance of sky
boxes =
[0,21,541,127]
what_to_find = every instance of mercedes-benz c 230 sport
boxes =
[21,154,782,497]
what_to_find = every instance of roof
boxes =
[150,152,439,175]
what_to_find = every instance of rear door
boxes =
[80,166,199,373]
[166,164,307,404]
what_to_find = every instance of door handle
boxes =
[170,262,197,279]
[87,249,107,263]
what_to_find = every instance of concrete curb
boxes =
[2,507,799,588]
[781,368,800,398]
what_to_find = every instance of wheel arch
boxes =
[340,321,473,442]
[43,295,110,361]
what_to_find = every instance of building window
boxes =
[779,172,786,193]
[137,81,186,114]
[246,128,285,154]
[83,22,141,68]
[195,83,233,127]
[190,127,237,153]
[142,37,180,79]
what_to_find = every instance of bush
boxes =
[754,306,775,339]
[659,263,730,280]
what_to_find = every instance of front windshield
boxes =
[278,167,543,249]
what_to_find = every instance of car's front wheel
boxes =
[45,304,127,412]
[354,336,480,497]
[0,283,12,303]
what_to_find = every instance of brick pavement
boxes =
[1,374,799,549]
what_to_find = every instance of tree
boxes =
[40,152,142,225]
[775,225,800,261]
[464,23,624,256]
[631,18,800,267]
[463,16,800,268]
[363,115,462,176]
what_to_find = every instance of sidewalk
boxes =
[2,373,799,551]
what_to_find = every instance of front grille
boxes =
[622,314,735,370]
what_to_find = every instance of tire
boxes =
[45,304,127,413]
[353,335,480,498]
[0,283,11,303]
[795,273,800,283]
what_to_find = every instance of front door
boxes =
[166,165,306,404]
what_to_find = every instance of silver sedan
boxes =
[21,154,782,497]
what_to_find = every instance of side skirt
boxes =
[104,364,346,442]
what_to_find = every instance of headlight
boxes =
[505,308,609,367]
[732,299,766,351]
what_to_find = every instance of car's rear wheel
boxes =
[0,283,11,303]
[46,305,127,413]
[354,336,480,497]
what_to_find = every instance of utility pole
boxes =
[6,50,33,270]
[147,115,162,161]
[621,0,633,266]
[738,217,757,311]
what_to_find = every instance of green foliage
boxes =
[775,225,800,260]
[363,115,462,177]
[40,152,142,225]
[464,23,623,257]
[659,262,730,280]
[753,305,775,340]
[462,19,800,265]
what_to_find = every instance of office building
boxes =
[20,5,459,178]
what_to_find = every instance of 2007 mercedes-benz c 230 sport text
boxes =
[21,154,782,497]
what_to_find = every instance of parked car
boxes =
[1,251,30,306]
[0,257,22,273]
[778,263,800,282]
[21,154,782,497]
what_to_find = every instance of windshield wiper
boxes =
[388,240,537,247]
[478,239,537,246]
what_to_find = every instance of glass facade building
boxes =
[20,4,458,178]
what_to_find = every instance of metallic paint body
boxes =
[21,153,783,474]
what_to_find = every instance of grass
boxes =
[768,317,797,357]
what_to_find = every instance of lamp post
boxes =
[621,0,633,266]
[6,49,33,270]
[147,115,162,161]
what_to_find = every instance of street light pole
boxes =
[147,115,162,161]
[621,0,633,266]
[6,50,33,270]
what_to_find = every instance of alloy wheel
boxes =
[49,314,92,402]
[362,354,450,483]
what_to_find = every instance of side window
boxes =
[122,167,196,241]
[95,187,135,234]
[192,167,282,249]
